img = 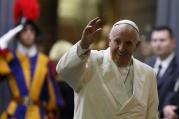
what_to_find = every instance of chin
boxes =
[24,43,33,48]
[118,56,129,61]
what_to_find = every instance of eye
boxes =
[115,39,121,45]
[125,41,132,46]
[160,38,166,42]
[152,39,157,42]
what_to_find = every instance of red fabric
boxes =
[47,117,57,119]
[13,0,39,23]
[48,60,57,77]
[47,112,57,119]
[0,49,9,58]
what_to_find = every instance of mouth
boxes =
[118,52,127,56]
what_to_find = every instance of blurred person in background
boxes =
[145,26,179,118]
[49,40,74,119]
[0,0,63,118]
[49,40,73,63]
[134,35,152,62]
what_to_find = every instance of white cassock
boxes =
[56,42,159,119]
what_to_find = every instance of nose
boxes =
[27,29,32,34]
[118,43,125,52]
[155,40,161,47]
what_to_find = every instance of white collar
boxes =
[17,42,37,57]
[154,52,175,69]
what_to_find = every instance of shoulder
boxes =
[170,55,178,66]
[38,52,56,71]
[0,48,14,62]
[90,49,104,59]
[37,52,50,64]
[144,56,156,67]
[134,58,155,74]
[90,49,108,65]
[134,58,157,85]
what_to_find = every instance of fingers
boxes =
[93,19,101,31]
[87,17,101,31]
[171,105,177,110]
[164,105,178,119]
[84,17,101,35]
[80,17,102,49]
[92,28,102,38]
[88,17,100,26]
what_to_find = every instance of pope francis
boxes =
[56,17,159,119]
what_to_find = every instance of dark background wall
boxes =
[156,0,179,65]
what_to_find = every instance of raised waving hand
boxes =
[80,17,102,49]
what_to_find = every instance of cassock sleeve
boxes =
[56,41,90,91]
[146,70,159,119]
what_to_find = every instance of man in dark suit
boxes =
[145,26,179,118]
[163,79,179,119]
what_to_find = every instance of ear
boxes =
[135,41,141,50]
[108,35,112,47]
[171,38,176,48]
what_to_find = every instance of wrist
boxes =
[80,41,90,49]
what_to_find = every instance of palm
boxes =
[80,17,102,49]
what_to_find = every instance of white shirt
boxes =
[17,42,37,57]
[118,66,130,82]
[154,52,175,77]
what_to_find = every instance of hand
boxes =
[163,105,178,119]
[80,17,102,49]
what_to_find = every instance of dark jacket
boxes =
[168,80,179,115]
[145,55,179,117]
